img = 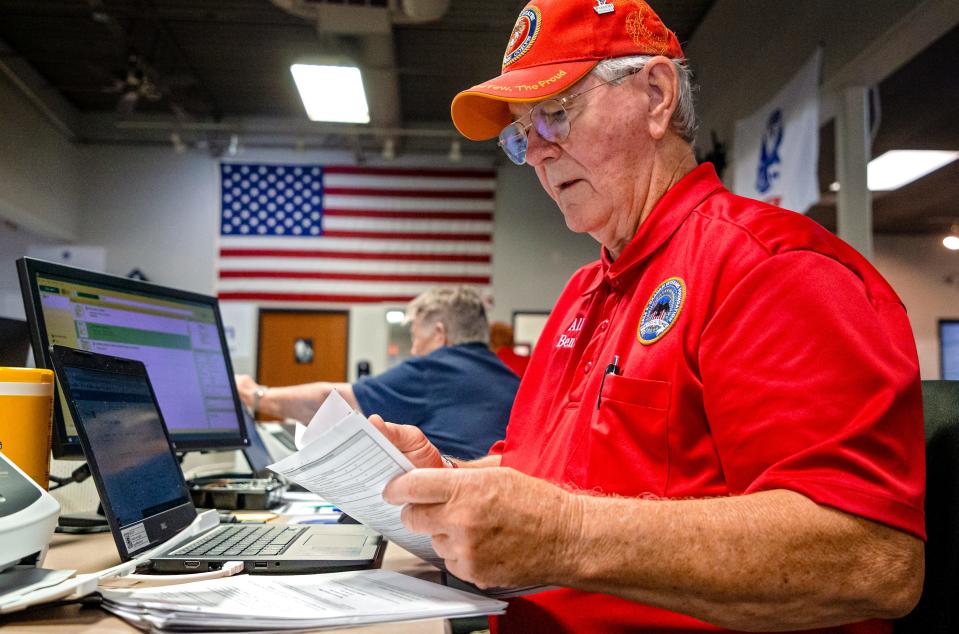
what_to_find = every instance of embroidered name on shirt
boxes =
[556,316,585,349]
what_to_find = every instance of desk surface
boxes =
[2,529,448,634]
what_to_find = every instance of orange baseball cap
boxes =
[450,0,684,141]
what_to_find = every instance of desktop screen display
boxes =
[18,258,248,457]
[941,320,959,380]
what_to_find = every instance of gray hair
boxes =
[406,286,490,346]
[591,55,698,143]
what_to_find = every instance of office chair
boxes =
[895,380,959,633]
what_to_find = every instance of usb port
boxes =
[254,561,268,569]
[184,561,201,568]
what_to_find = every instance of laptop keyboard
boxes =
[172,525,306,557]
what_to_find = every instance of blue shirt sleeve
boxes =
[352,357,429,426]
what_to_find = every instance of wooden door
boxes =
[256,310,349,389]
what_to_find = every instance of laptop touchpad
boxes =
[298,533,367,555]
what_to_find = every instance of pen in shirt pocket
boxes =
[596,354,621,410]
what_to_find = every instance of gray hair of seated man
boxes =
[406,286,490,346]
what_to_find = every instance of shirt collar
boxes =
[583,162,725,295]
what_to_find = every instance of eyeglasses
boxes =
[497,68,642,165]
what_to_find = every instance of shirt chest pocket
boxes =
[574,375,672,496]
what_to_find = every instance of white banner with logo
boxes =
[732,48,822,214]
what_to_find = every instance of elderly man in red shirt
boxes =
[376,1,926,632]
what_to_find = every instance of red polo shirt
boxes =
[494,163,925,633]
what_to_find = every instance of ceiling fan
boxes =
[104,54,163,117]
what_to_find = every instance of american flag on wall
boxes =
[216,163,496,304]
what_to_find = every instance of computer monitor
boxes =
[941,320,959,380]
[0,317,31,366]
[17,257,249,459]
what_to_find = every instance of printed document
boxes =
[99,568,506,631]
[268,390,442,567]
[268,391,552,599]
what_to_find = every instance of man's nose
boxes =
[524,125,561,166]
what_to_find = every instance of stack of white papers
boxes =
[100,569,506,631]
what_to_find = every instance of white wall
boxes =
[76,146,220,292]
[874,235,959,379]
[0,73,80,239]
[349,304,392,381]
[0,70,81,319]
[489,164,598,323]
[0,221,57,319]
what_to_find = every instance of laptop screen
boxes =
[55,349,198,559]
[241,409,275,477]
[62,365,191,525]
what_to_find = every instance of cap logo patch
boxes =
[503,6,541,70]
[638,277,686,345]
[593,0,615,15]
[625,1,673,55]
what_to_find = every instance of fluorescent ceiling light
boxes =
[867,150,959,191]
[291,64,369,124]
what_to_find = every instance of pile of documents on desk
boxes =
[100,569,506,631]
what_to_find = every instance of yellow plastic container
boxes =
[0,367,54,489]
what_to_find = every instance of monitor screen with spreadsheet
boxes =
[18,257,248,458]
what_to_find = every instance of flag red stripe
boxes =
[324,209,493,221]
[218,292,417,303]
[218,270,490,283]
[323,166,495,179]
[218,249,491,263]
[324,187,493,199]
[322,230,490,242]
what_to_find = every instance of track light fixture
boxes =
[943,224,959,251]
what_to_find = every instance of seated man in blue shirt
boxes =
[235,286,519,459]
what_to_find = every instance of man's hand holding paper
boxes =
[383,466,580,590]
[367,413,445,469]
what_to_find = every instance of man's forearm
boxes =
[455,454,502,468]
[554,489,922,631]
[259,382,357,422]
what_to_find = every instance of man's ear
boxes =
[643,56,680,140]
[433,320,449,344]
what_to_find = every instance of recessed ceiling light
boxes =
[868,150,959,191]
[943,235,959,251]
[290,64,370,124]
[385,310,405,324]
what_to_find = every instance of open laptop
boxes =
[50,345,385,574]
[240,409,275,478]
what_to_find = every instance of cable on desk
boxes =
[48,463,92,491]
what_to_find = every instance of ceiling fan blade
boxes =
[117,90,140,117]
